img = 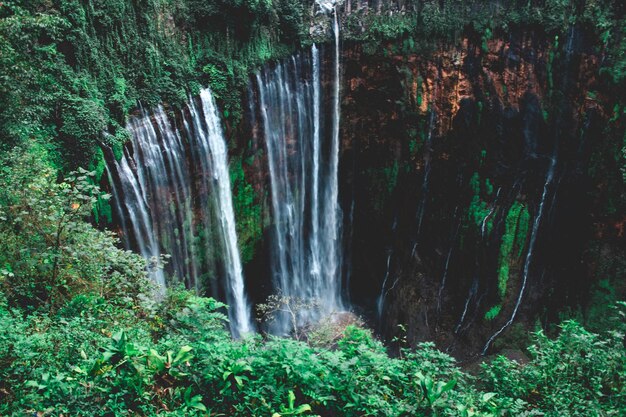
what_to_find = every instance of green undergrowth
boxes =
[2,285,625,416]
[1,282,625,416]
[482,311,626,416]
[1,144,625,416]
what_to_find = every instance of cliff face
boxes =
[239,26,624,357]
[337,29,623,356]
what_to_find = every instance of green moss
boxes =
[383,161,400,195]
[515,206,531,259]
[88,147,106,182]
[467,172,493,233]
[480,149,487,166]
[408,139,420,159]
[547,36,558,99]
[485,304,502,321]
[476,101,487,125]
[416,75,424,108]
[485,178,494,196]
[93,193,113,225]
[481,28,492,53]
[497,202,530,298]
[111,142,123,161]
[230,157,262,264]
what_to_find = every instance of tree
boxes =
[256,292,320,340]
[0,144,150,310]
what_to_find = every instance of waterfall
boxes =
[376,250,393,319]
[253,16,344,332]
[325,6,342,300]
[113,105,198,289]
[104,163,129,249]
[377,216,398,319]
[437,208,460,314]
[482,157,557,353]
[310,44,322,287]
[455,276,479,334]
[195,89,252,336]
[107,88,252,337]
[481,187,502,238]
[481,25,573,353]
[107,142,166,288]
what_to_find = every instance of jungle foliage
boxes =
[0,144,624,415]
[0,0,310,171]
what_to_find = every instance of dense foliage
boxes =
[0,0,310,172]
[0,148,624,414]
[0,145,150,311]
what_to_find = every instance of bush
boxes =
[482,311,626,416]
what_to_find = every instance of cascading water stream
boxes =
[481,187,502,238]
[437,208,460,315]
[481,25,574,353]
[122,105,197,288]
[376,251,393,318]
[252,3,344,332]
[324,5,342,297]
[411,104,437,257]
[107,88,252,337]
[312,44,323,277]
[455,276,479,334]
[108,146,166,287]
[377,216,398,319]
[104,162,129,249]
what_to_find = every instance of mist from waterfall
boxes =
[106,88,252,337]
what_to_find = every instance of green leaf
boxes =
[294,404,312,414]
[172,345,193,365]
[481,392,497,402]
[148,349,166,372]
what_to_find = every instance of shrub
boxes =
[0,144,150,310]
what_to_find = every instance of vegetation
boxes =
[0,144,150,311]
[0,145,623,414]
[496,202,530,300]
[0,0,310,173]
[230,157,262,264]
[0,0,310,266]
[1,0,626,415]
[483,309,626,416]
